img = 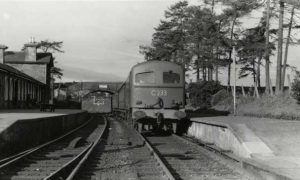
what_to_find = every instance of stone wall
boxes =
[0,111,88,158]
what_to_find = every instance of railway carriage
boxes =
[115,60,186,133]
[82,90,113,113]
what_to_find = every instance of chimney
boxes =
[0,45,8,64]
[24,37,38,62]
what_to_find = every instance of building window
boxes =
[4,76,8,101]
[9,78,13,101]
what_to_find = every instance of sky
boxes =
[0,0,300,86]
[0,0,184,82]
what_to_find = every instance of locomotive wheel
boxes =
[149,124,153,130]
[163,124,167,131]
[152,124,159,132]
[172,123,177,134]
[144,124,150,131]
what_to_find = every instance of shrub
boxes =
[211,89,230,106]
[292,76,300,104]
[187,81,224,108]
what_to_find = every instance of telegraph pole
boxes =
[276,1,284,94]
[233,46,236,116]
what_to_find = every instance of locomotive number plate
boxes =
[151,89,168,97]
[92,96,105,106]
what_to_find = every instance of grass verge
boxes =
[213,93,300,120]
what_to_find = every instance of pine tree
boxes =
[236,17,276,86]
[218,0,263,87]
[140,1,190,66]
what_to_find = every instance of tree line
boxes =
[139,0,300,95]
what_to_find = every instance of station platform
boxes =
[0,109,88,159]
[0,109,84,133]
[188,116,300,180]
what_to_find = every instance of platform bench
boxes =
[40,103,55,112]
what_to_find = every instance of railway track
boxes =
[143,131,254,180]
[0,114,255,180]
[0,114,107,180]
[70,117,174,180]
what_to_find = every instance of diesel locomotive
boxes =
[114,60,186,133]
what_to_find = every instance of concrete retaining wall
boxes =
[187,122,251,158]
[0,111,88,158]
[187,120,292,180]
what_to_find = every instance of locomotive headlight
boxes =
[133,110,146,119]
[174,111,186,119]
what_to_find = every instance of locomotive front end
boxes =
[131,61,186,133]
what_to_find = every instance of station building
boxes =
[0,42,53,109]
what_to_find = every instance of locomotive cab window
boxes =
[135,71,155,84]
[163,71,180,84]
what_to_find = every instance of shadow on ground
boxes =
[177,108,229,135]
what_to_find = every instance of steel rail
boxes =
[66,117,108,180]
[174,134,241,163]
[135,130,175,180]
[0,115,93,169]
[44,142,94,180]
[0,146,40,165]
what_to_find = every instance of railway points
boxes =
[0,114,106,180]
[0,109,88,159]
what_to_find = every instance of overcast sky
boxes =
[0,0,183,82]
[0,0,299,86]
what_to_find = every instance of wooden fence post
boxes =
[287,74,291,94]
[254,82,260,99]
[270,78,274,96]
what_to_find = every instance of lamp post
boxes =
[50,67,54,105]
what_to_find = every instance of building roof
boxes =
[4,51,53,64]
[84,89,115,97]
[0,63,44,85]
[67,81,123,92]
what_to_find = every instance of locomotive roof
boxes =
[116,60,183,92]
[131,60,181,70]
[83,89,114,97]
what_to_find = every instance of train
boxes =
[81,90,113,113]
[113,60,186,133]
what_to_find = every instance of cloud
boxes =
[61,66,125,82]
[2,12,10,21]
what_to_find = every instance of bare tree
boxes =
[276,1,285,94]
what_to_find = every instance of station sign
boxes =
[281,0,300,7]
[99,84,108,89]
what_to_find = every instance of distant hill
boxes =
[54,81,123,103]
[61,67,125,82]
